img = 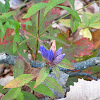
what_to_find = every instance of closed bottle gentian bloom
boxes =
[40,45,65,66]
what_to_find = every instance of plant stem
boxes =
[35,10,40,60]
[40,0,100,36]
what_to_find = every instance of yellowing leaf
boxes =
[89,22,100,29]
[3,74,34,88]
[79,28,92,40]
[59,19,70,27]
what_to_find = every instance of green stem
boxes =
[37,11,49,35]
[40,0,100,36]
[35,10,40,60]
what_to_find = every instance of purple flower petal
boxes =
[48,49,53,62]
[54,47,62,59]
[53,53,65,64]
[40,45,48,59]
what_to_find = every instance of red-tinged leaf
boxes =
[3,74,34,88]
[57,32,94,61]
[58,58,74,69]
[75,38,94,56]
[34,66,50,88]
[45,77,65,95]
[2,88,21,100]
[14,55,31,75]
[52,66,60,80]
[13,56,24,78]
[22,91,38,100]
[27,81,55,98]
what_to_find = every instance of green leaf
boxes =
[44,0,66,16]
[13,56,24,78]
[0,20,5,40]
[4,0,10,13]
[23,21,32,30]
[23,3,47,18]
[89,22,100,29]
[3,74,34,88]
[23,21,32,26]
[22,91,38,100]
[2,88,21,100]
[89,13,100,25]
[27,81,55,98]
[70,16,79,33]
[0,85,9,94]
[13,21,20,53]
[45,77,65,95]
[68,0,75,10]
[0,2,5,13]
[16,92,24,100]
[57,6,81,21]
[52,66,60,80]
[82,12,89,26]
[0,11,16,19]
[34,66,50,88]
[58,58,74,69]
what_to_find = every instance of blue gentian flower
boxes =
[40,45,65,65]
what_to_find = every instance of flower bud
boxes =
[48,49,53,62]
[40,45,48,59]
[53,54,65,64]
[54,47,62,59]
[50,40,56,55]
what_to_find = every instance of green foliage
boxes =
[13,56,25,78]
[22,91,38,100]
[57,5,81,32]
[23,3,47,18]
[45,77,65,95]
[58,58,74,69]
[16,92,24,100]
[0,0,10,13]
[68,0,75,10]
[28,81,55,98]
[34,66,50,88]
[44,0,66,16]
[1,0,100,99]
[52,66,60,80]
[2,88,21,100]
[0,85,9,94]
[70,15,79,33]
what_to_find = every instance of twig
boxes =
[0,52,100,80]
[68,72,98,80]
